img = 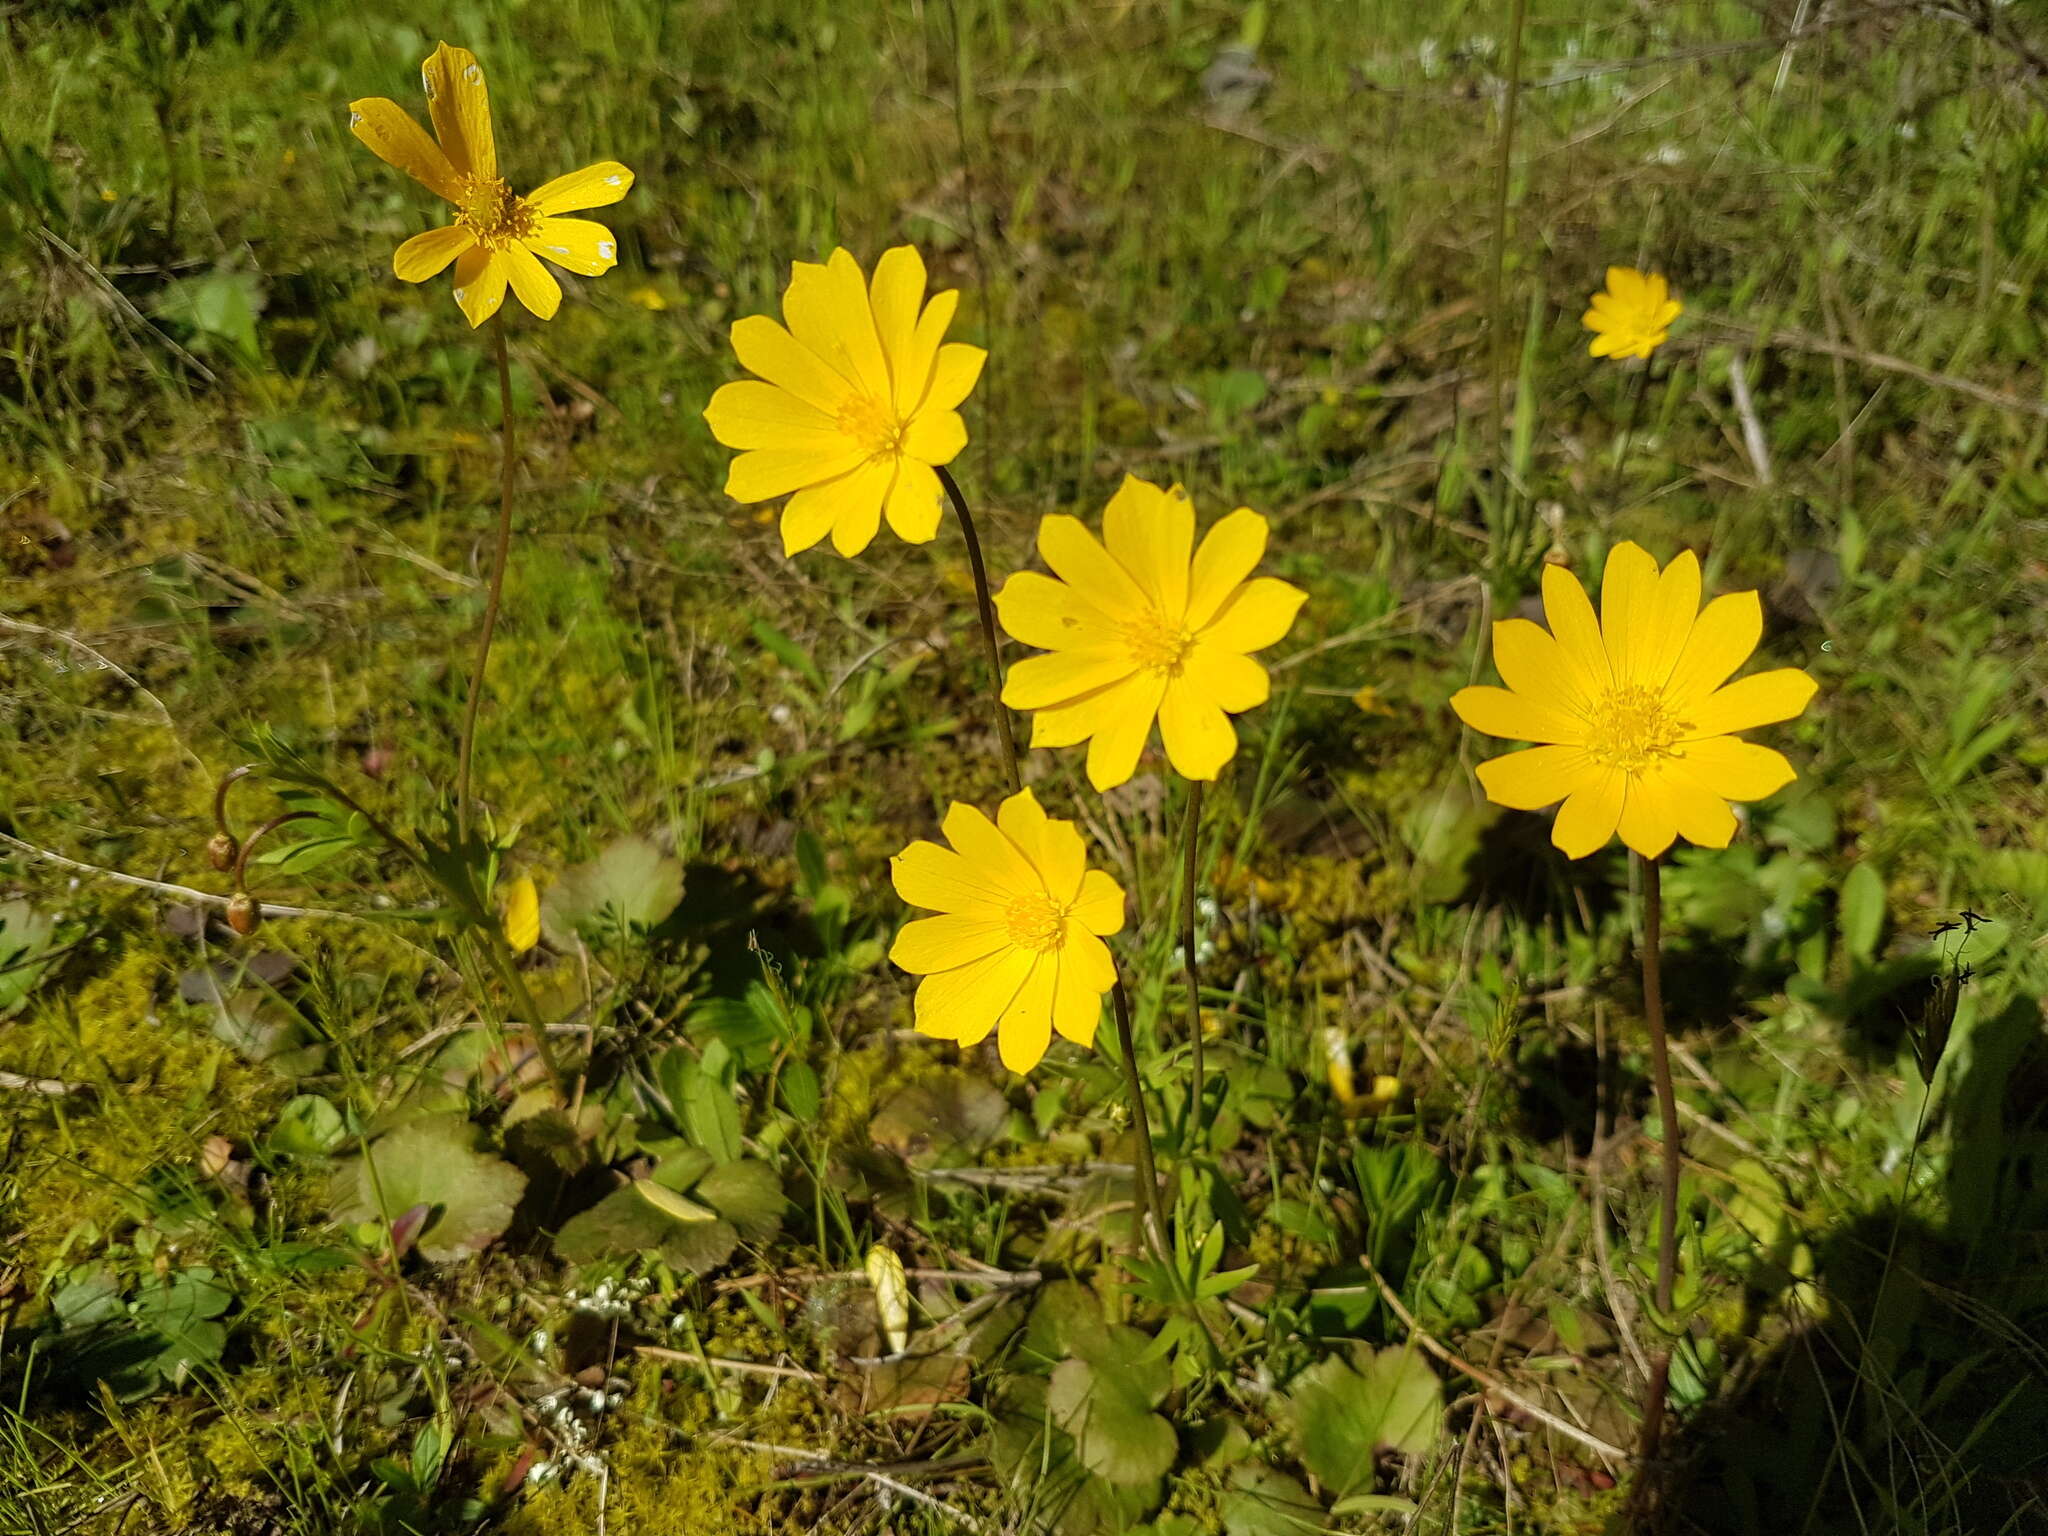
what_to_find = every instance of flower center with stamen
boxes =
[1587,684,1688,774]
[1120,608,1195,676]
[1004,891,1070,953]
[454,174,538,248]
[837,392,906,460]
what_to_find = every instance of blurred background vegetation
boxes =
[1,0,2045,1532]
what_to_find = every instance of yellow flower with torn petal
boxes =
[996,476,1306,791]
[1582,266,1682,361]
[704,247,985,558]
[888,789,1125,1075]
[1451,543,1816,861]
[349,42,632,327]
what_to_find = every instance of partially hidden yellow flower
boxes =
[1451,543,1816,861]
[888,789,1125,1074]
[1582,266,1681,360]
[704,247,985,559]
[864,1244,911,1356]
[996,476,1306,791]
[350,42,633,328]
[501,874,540,954]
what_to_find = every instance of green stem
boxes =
[456,317,518,840]
[1635,852,1680,1469]
[1108,977,1173,1274]
[1180,778,1206,1139]
[1486,0,1530,498]
[935,463,1021,795]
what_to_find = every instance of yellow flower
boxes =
[996,476,1306,791]
[888,789,1125,1074]
[349,42,633,328]
[1582,266,1681,360]
[501,874,540,954]
[864,1244,911,1356]
[703,246,985,559]
[1451,543,1816,861]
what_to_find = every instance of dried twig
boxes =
[1355,1258,1633,1465]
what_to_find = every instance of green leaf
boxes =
[673,1042,743,1163]
[749,616,825,691]
[540,834,684,944]
[552,1160,781,1275]
[269,1095,347,1157]
[330,1115,528,1263]
[1287,1346,1443,1497]
[0,898,59,1017]
[1221,1465,1325,1536]
[1840,861,1886,964]
[1047,1356,1178,1486]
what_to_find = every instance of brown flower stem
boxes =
[455,316,518,841]
[934,463,1021,795]
[229,811,318,891]
[1180,777,1206,1140]
[1109,977,1173,1273]
[213,763,257,840]
[1635,851,1680,1471]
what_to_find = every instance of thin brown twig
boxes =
[1356,1257,1632,1465]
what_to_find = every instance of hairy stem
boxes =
[1180,778,1206,1138]
[1486,0,1530,495]
[456,317,518,840]
[1636,852,1680,1471]
[1109,978,1174,1273]
[935,463,1021,794]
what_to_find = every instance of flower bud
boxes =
[206,832,238,871]
[226,892,260,936]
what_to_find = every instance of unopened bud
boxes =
[206,832,238,871]
[226,892,260,936]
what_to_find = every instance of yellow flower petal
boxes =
[1681,669,1816,740]
[1552,769,1626,859]
[528,161,634,215]
[1649,761,1739,849]
[891,913,1007,974]
[1617,775,1680,860]
[1198,576,1306,655]
[1028,692,1102,749]
[996,570,1122,651]
[1186,508,1269,629]
[422,42,494,180]
[996,958,1058,1073]
[1664,590,1761,707]
[1051,950,1105,1047]
[1451,684,1585,745]
[782,254,889,403]
[868,246,926,402]
[724,444,868,504]
[393,225,474,282]
[704,380,842,452]
[1102,476,1193,621]
[1003,648,1136,711]
[921,342,987,416]
[1072,869,1126,936]
[1158,675,1237,780]
[883,458,946,543]
[730,315,855,416]
[1676,736,1796,802]
[1474,745,1594,809]
[501,875,540,954]
[1599,542,1662,689]
[1491,618,1590,713]
[940,801,1039,894]
[525,216,621,276]
[502,243,561,321]
[898,289,961,410]
[776,483,838,554]
[1641,550,1702,690]
[1037,515,1149,620]
[890,838,1008,918]
[1085,671,1169,791]
[902,409,966,466]
[452,247,507,328]
[1540,563,1613,701]
[1182,643,1269,713]
[827,458,895,557]
[349,98,461,201]
[915,947,1032,1046]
